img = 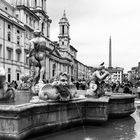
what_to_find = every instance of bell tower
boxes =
[58,10,70,51]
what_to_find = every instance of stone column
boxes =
[29,0,34,9]
[36,0,41,9]
[21,0,25,5]
[60,25,62,35]
[68,26,69,35]
[40,0,42,9]
[44,0,47,12]
[24,0,27,6]
[64,25,67,34]
[48,23,50,38]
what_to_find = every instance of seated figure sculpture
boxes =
[37,72,78,102]
[86,63,109,98]
[0,68,15,101]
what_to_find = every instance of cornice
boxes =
[31,9,49,19]
[16,5,40,20]
[0,10,25,30]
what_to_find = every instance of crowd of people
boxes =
[6,80,18,89]
[73,63,135,97]
[101,81,133,94]
[7,62,137,98]
[73,79,134,94]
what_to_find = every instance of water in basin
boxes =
[27,103,140,140]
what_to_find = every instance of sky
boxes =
[46,0,140,73]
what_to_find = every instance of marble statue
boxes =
[27,30,81,101]
[30,72,79,102]
[0,68,15,101]
[39,72,78,101]
[27,30,46,83]
[27,29,47,94]
[86,63,109,98]
[19,74,32,90]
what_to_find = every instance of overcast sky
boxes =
[47,0,140,73]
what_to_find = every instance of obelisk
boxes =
[109,36,112,69]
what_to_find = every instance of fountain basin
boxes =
[0,93,136,140]
[108,93,136,118]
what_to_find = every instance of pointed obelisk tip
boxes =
[109,35,111,40]
[63,10,66,17]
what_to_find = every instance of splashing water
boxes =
[85,136,98,140]
[84,137,93,140]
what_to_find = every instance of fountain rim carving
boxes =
[0,93,136,140]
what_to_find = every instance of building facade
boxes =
[0,0,90,83]
[128,62,140,85]
[107,67,124,84]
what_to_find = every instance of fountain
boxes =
[0,33,136,140]
[0,67,136,140]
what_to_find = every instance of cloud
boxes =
[47,0,140,72]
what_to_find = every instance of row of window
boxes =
[7,48,28,64]
[26,14,36,28]
[113,74,121,77]
[7,31,21,44]
[8,24,20,33]
[113,71,122,74]
[61,25,69,35]
[34,0,46,11]
[7,68,20,82]
[7,24,21,45]
[51,63,71,77]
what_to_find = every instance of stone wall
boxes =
[0,94,136,140]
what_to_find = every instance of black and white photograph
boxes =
[0,0,140,140]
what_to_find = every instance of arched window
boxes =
[8,24,11,29]
[8,68,11,83]
[41,22,44,34]
[62,25,64,34]
[7,48,12,60]
[17,73,20,81]
[35,0,37,7]
[52,64,56,77]
[62,41,64,45]
[16,52,20,62]
[7,31,11,41]
[17,36,20,45]
[42,0,44,10]
[27,0,29,6]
